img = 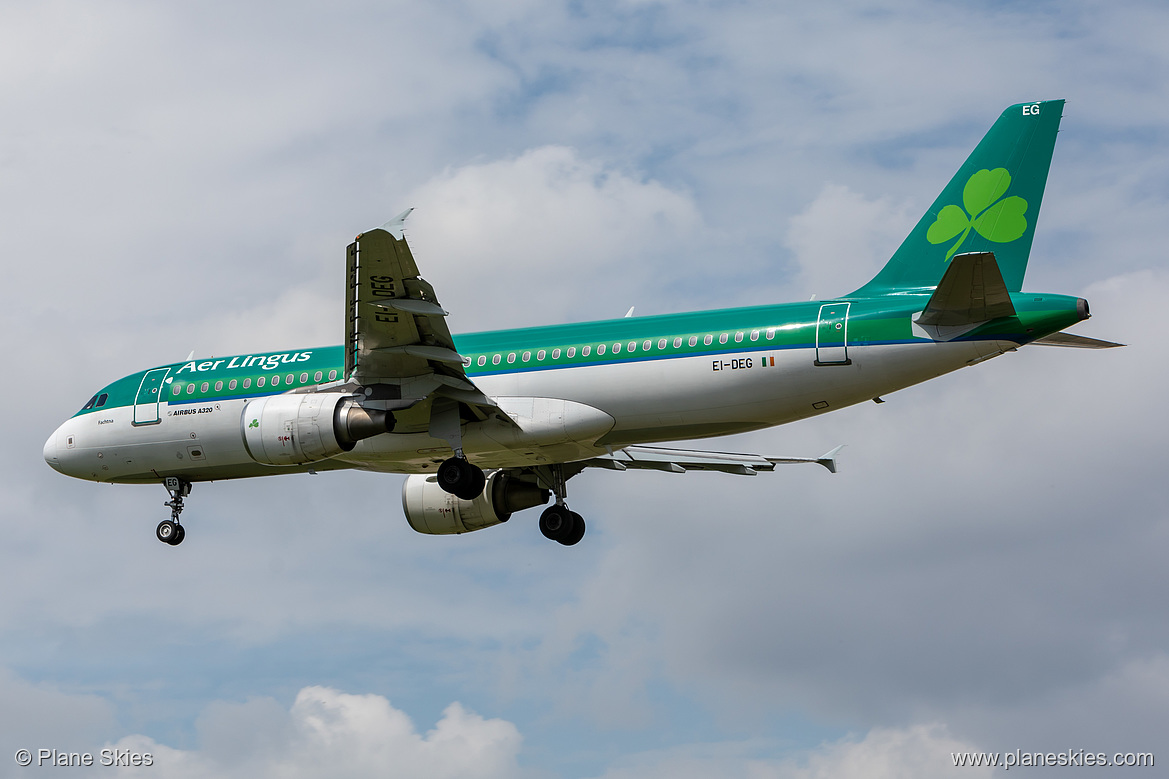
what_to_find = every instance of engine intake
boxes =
[402,471,550,535]
[242,393,393,466]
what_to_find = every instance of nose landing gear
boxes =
[156,477,191,546]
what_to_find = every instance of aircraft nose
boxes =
[43,429,63,473]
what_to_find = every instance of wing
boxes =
[579,444,843,475]
[344,211,508,428]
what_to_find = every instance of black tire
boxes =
[539,505,575,542]
[156,520,177,544]
[559,512,586,546]
[169,524,186,546]
[437,457,466,493]
[467,464,486,499]
[437,457,486,501]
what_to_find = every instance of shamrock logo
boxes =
[249,419,259,429]
[926,168,1029,260]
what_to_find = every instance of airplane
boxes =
[44,99,1121,547]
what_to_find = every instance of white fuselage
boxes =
[43,337,1007,485]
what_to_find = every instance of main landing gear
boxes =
[156,477,191,546]
[537,464,585,546]
[539,504,585,546]
[437,455,486,501]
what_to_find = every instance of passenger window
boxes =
[507,353,515,364]
[552,348,561,359]
[258,376,266,387]
[462,357,471,368]
[766,328,776,339]
[492,354,501,365]
[688,336,698,347]
[300,372,308,383]
[201,382,210,392]
[567,347,576,358]
[703,334,713,345]
[751,330,759,341]
[720,333,728,344]
[243,378,251,389]
[612,343,621,353]
[172,384,181,396]
[658,338,666,349]
[271,375,280,386]
[537,350,546,361]
[286,374,294,384]
[673,337,682,348]
[598,344,606,355]
[229,379,238,390]
[187,383,195,395]
[582,346,591,356]
[328,370,337,381]
[522,351,531,362]
[314,371,323,382]
[478,355,487,366]
[627,341,636,352]
[214,381,223,391]
[735,332,744,342]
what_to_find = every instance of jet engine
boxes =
[402,470,550,535]
[241,393,392,466]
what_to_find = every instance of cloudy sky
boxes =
[2,0,1167,776]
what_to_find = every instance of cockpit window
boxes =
[82,394,98,410]
[96,393,108,407]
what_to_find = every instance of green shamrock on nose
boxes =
[927,168,1029,261]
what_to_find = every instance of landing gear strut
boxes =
[437,455,486,501]
[157,477,190,546]
[536,464,586,546]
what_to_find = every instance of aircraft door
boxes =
[815,303,851,366]
[133,368,170,425]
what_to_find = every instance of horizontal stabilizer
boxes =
[916,251,1016,327]
[582,444,842,474]
[1032,332,1125,349]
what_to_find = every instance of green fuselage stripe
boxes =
[74,293,1084,417]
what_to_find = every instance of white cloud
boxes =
[105,687,523,779]
[784,184,915,298]
[591,724,992,779]
[405,145,704,329]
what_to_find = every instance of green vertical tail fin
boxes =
[850,100,1065,297]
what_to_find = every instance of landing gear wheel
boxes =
[156,520,179,544]
[559,512,586,546]
[540,505,581,544]
[169,524,186,546]
[437,457,486,500]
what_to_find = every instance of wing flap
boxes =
[582,444,842,474]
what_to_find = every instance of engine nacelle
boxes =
[241,393,392,466]
[402,471,550,535]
